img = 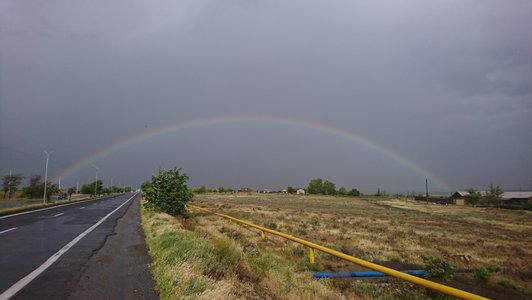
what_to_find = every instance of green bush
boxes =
[473,267,491,286]
[144,167,193,216]
[421,254,454,284]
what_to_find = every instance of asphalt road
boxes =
[0,193,158,299]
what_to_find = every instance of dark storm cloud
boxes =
[1,0,531,193]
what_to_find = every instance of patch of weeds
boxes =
[354,281,426,300]
[235,263,261,284]
[473,267,491,286]
[181,218,197,231]
[389,255,403,263]
[421,254,454,284]
[280,267,295,294]
[244,249,280,276]
[263,221,278,230]
[154,231,213,266]
[184,278,207,296]
[303,261,322,272]
[297,228,307,236]
[498,278,517,289]
[206,238,241,278]
[150,226,159,238]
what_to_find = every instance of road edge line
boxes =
[0,193,138,300]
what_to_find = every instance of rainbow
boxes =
[58,115,453,191]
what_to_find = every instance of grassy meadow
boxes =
[141,193,531,299]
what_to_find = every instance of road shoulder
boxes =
[68,195,158,299]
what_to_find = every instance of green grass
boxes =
[0,196,91,216]
[142,203,246,299]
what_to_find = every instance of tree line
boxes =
[305,178,361,197]
[464,184,504,207]
[2,173,132,201]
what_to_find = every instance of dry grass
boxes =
[0,194,94,215]
[141,199,348,299]
[188,193,531,299]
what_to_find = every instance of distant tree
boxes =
[307,178,323,195]
[219,187,235,193]
[45,183,59,201]
[80,183,92,194]
[144,167,193,216]
[464,188,481,206]
[67,187,76,200]
[80,180,103,195]
[348,188,361,197]
[287,186,296,194]
[337,187,347,196]
[24,175,59,201]
[484,184,503,207]
[3,173,24,199]
[195,185,207,194]
[322,180,336,195]
[23,175,44,199]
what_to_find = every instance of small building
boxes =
[450,191,532,206]
[450,191,470,205]
[280,189,288,194]
[296,189,305,195]
[501,192,532,205]
[239,187,253,193]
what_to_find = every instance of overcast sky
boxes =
[1,1,531,194]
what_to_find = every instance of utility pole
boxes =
[8,170,12,199]
[425,178,429,202]
[92,164,99,197]
[76,182,79,193]
[58,176,62,190]
[43,151,53,204]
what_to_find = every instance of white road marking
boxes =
[0,227,17,235]
[79,207,86,210]
[0,193,137,299]
[52,213,64,218]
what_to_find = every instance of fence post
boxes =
[260,230,265,239]
[309,247,315,264]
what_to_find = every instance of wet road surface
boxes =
[0,193,158,299]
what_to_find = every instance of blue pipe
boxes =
[313,269,426,278]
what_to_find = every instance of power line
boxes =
[0,146,68,167]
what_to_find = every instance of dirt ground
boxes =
[191,193,531,299]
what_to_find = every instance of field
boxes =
[142,193,531,299]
